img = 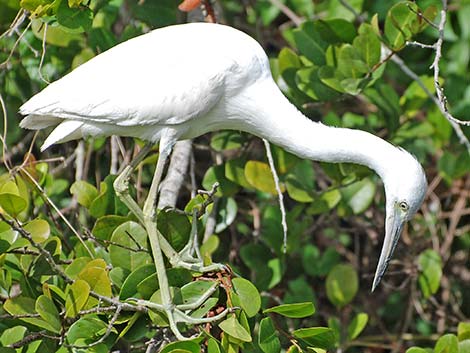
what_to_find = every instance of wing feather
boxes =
[20,27,233,129]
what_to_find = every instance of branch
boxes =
[430,0,470,127]
[391,54,470,154]
[0,215,147,313]
[268,0,303,26]
[263,138,288,253]
[157,140,192,209]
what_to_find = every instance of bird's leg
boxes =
[114,142,153,225]
[114,142,222,273]
[112,142,188,269]
[178,208,203,264]
[140,136,230,339]
[167,192,226,273]
[141,139,184,338]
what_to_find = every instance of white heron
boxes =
[19,22,427,339]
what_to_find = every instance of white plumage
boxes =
[20,22,427,291]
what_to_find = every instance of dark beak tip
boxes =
[371,277,379,293]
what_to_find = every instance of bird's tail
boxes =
[40,120,84,151]
[19,114,61,130]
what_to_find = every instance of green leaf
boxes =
[340,178,376,214]
[347,312,368,340]
[66,316,108,344]
[90,175,127,218]
[244,160,278,195]
[31,18,83,47]
[160,341,201,353]
[215,197,237,233]
[180,281,217,307]
[70,180,98,208]
[418,249,442,298]
[232,277,261,317]
[120,263,156,300]
[459,340,470,353]
[207,338,222,353]
[406,348,428,353]
[326,264,358,308]
[24,219,50,243]
[200,235,220,259]
[293,21,328,65]
[109,221,151,271]
[65,257,92,279]
[57,0,93,33]
[384,1,426,50]
[136,268,193,300]
[365,84,401,132]
[92,215,129,240]
[293,327,337,349]
[272,145,300,175]
[65,279,90,317]
[4,297,58,332]
[354,24,381,68]
[225,158,252,189]
[259,317,281,353]
[307,189,341,215]
[157,210,191,251]
[296,67,340,101]
[458,322,470,341]
[278,47,301,73]
[0,326,26,347]
[264,302,315,318]
[219,315,252,342]
[0,193,27,217]
[35,295,61,333]
[434,334,458,353]
[211,131,245,151]
[316,19,357,44]
[255,0,280,26]
[286,160,315,202]
[78,259,112,302]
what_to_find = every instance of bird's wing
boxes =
[20,30,232,128]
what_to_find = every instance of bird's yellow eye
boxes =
[399,201,409,212]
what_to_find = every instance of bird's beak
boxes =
[371,207,405,292]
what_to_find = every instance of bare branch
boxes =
[406,41,436,49]
[431,0,470,127]
[38,22,50,84]
[157,140,192,209]
[263,138,288,252]
[268,0,303,26]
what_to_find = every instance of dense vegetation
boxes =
[0,0,469,352]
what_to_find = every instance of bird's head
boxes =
[372,148,427,291]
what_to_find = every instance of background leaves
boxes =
[0,0,469,352]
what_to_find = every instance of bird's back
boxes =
[20,23,271,148]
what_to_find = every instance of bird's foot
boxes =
[168,207,228,274]
[169,251,228,273]
[128,281,235,340]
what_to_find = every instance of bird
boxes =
[19,22,427,338]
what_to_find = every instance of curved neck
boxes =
[227,79,400,181]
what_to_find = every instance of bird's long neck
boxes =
[230,79,399,181]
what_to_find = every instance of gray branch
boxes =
[157,140,192,209]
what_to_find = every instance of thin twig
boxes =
[0,9,26,40]
[430,0,470,127]
[16,166,95,257]
[0,92,11,171]
[263,138,288,252]
[268,0,303,26]
[406,40,436,49]
[391,54,470,154]
[0,21,32,70]
[38,22,50,84]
